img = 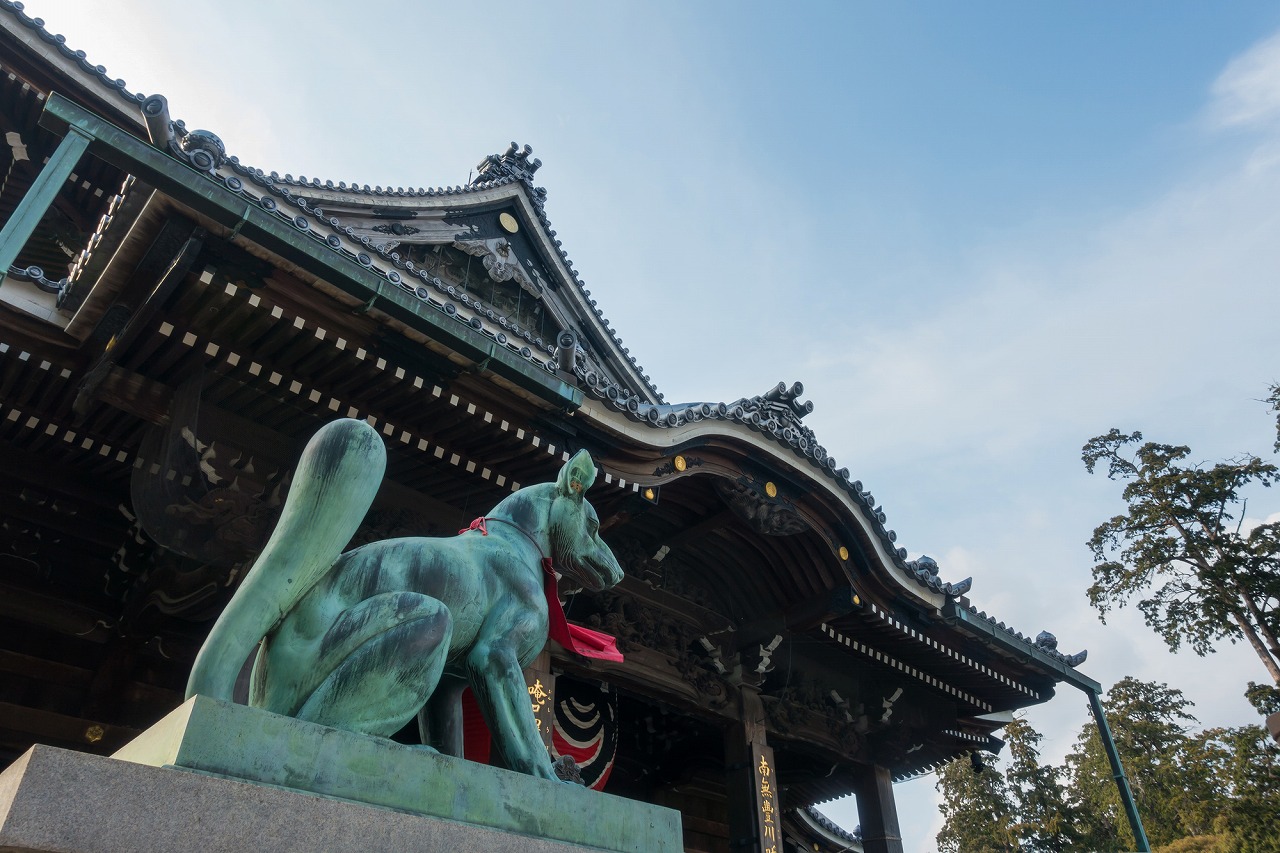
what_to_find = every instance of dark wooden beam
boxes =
[0,648,91,689]
[0,700,139,754]
[627,508,733,554]
[736,586,860,649]
[614,575,735,636]
[0,494,125,549]
[90,364,490,532]
[0,442,125,508]
[0,303,86,357]
[73,218,206,419]
[0,581,114,642]
[93,366,171,426]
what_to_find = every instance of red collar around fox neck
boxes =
[460,516,623,662]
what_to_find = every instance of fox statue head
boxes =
[547,450,624,592]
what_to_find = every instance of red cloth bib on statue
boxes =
[540,558,624,662]
[460,517,623,662]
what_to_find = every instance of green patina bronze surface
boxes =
[113,696,681,852]
[186,417,624,782]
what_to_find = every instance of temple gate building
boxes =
[0,7,1140,852]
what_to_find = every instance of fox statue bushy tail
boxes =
[186,418,386,701]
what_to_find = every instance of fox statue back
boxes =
[186,418,624,780]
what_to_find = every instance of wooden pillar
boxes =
[725,686,782,852]
[853,763,903,853]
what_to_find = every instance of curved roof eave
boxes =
[0,3,148,129]
[573,387,1091,673]
[576,395,950,611]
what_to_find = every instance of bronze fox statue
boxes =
[187,417,623,780]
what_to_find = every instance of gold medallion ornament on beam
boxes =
[673,455,687,472]
[498,212,519,234]
[713,478,811,536]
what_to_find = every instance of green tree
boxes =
[1268,382,1280,454]
[1064,678,1207,850]
[1201,724,1280,853]
[936,747,1018,852]
[936,717,1074,852]
[939,682,1272,851]
[1003,717,1079,851]
[1244,681,1280,715]
[1082,404,1280,685]
[1149,723,1280,853]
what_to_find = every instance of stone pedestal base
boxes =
[0,697,681,853]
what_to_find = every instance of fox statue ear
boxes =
[556,449,598,500]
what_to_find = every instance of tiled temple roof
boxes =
[574,377,986,601]
[801,806,862,844]
[264,140,665,406]
[2,1,1087,669]
[1,1,148,107]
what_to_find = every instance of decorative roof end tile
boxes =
[1035,631,1058,651]
[474,141,543,187]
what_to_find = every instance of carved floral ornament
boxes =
[713,478,810,537]
[756,677,879,760]
[453,237,543,298]
[584,591,732,708]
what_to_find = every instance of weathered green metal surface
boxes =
[1087,689,1151,852]
[942,599,1102,692]
[188,418,622,782]
[114,696,681,852]
[0,125,90,290]
[36,93,582,409]
[184,417,387,713]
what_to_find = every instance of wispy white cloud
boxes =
[1241,510,1280,536]
[1209,29,1280,129]
[800,101,1280,476]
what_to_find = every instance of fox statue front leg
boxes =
[465,597,554,778]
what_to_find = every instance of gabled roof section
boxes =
[0,3,661,406]
[255,142,664,406]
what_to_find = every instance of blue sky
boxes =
[43,1,1280,847]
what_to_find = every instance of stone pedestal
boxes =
[0,697,681,853]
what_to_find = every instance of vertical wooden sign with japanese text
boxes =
[753,742,781,853]
[525,664,555,754]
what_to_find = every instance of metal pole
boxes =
[1086,688,1150,851]
[0,125,92,289]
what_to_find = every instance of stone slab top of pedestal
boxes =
[107,695,680,853]
[0,744,658,853]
